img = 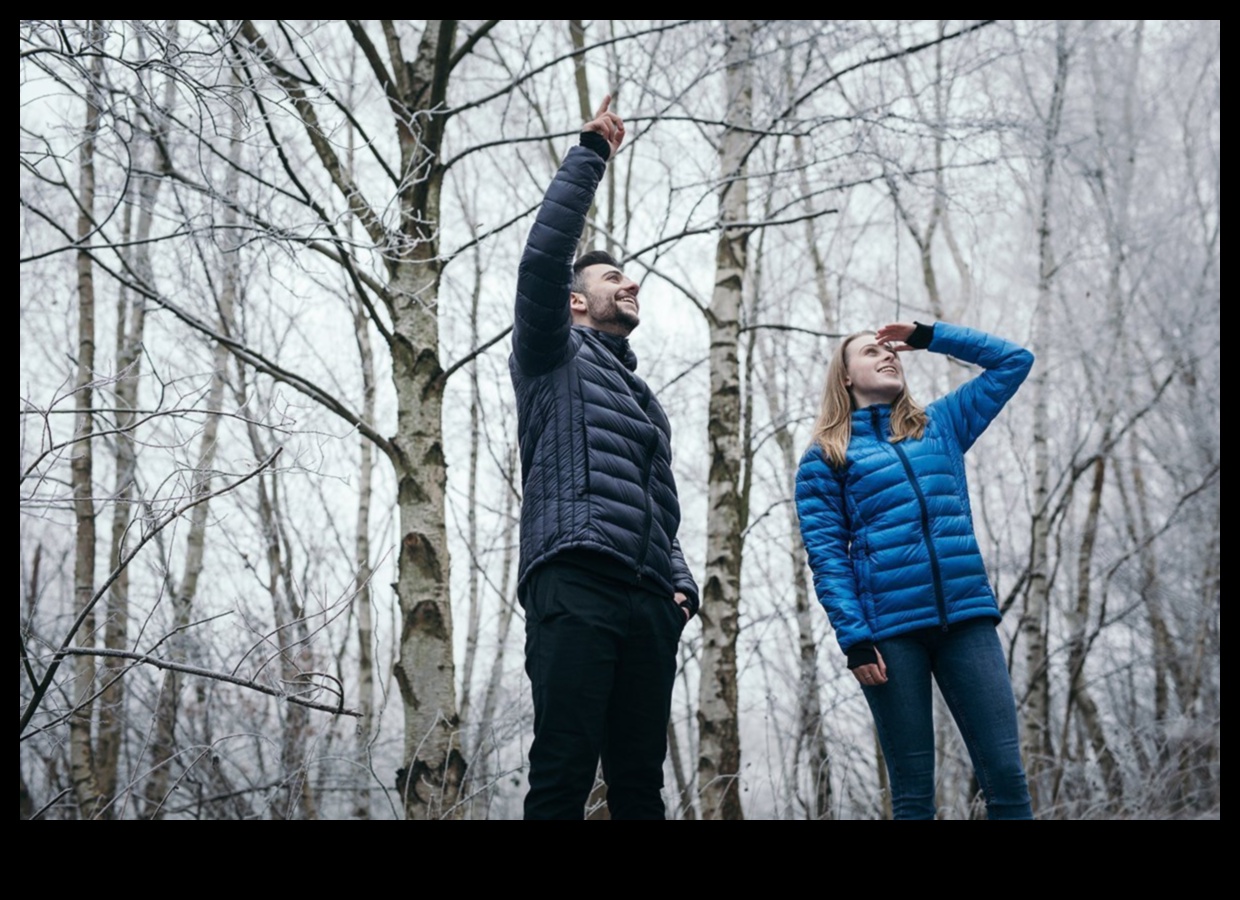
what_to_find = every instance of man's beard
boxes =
[586,290,639,332]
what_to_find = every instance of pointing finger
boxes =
[593,93,612,119]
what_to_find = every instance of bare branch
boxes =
[436,325,513,387]
[449,20,500,72]
[54,648,360,717]
[235,21,389,252]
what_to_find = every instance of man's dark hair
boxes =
[571,250,622,294]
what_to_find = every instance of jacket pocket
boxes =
[577,410,592,497]
[851,544,876,624]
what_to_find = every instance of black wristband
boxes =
[579,131,610,162]
[847,644,879,669]
[908,321,935,350]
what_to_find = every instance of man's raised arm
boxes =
[512,96,625,376]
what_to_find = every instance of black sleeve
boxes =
[578,130,611,162]
[670,538,700,618]
[512,144,607,376]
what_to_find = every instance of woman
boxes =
[796,321,1034,819]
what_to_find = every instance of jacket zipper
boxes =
[873,407,949,630]
[632,425,660,583]
[632,381,660,582]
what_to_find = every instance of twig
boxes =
[28,787,73,821]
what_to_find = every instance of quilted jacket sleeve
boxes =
[512,144,607,376]
[796,447,872,653]
[926,322,1035,453]
[670,538,700,616]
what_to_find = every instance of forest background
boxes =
[19,19,1219,820]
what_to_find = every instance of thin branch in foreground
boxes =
[54,649,360,717]
[740,323,847,340]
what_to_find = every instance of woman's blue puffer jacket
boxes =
[510,145,698,609]
[795,324,1033,655]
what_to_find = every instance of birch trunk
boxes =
[697,19,752,821]
[387,21,467,818]
[458,247,484,743]
[339,49,378,819]
[97,91,165,807]
[352,292,377,819]
[1021,22,1070,811]
[238,20,466,817]
[69,26,103,817]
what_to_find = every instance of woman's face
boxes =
[844,335,905,408]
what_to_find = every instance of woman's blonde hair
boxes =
[812,331,927,468]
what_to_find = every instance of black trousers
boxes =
[520,554,684,819]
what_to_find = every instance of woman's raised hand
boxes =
[874,322,917,352]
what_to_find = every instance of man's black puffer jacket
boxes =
[510,144,699,613]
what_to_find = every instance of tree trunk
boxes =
[97,92,163,810]
[387,21,467,819]
[352,290,378,819]
[697,19,753,822]
[458,245,484,744]
[69,25,103,817]
[1021,22,1069,812]
[237,18,467,818]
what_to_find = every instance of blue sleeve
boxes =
[512,145,606,376]
[924,322,1034,452]
[795,447,872,654]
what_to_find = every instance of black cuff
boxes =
[579,131,610,162]
[847,644,878,669]
[907,321,935,350]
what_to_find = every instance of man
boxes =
[511,96,699,819]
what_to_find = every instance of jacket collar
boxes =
[853,403,892,439]
[577,325,638,372]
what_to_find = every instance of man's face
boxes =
[572,264,640,336]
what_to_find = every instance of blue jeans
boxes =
[861,618,1032,819]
